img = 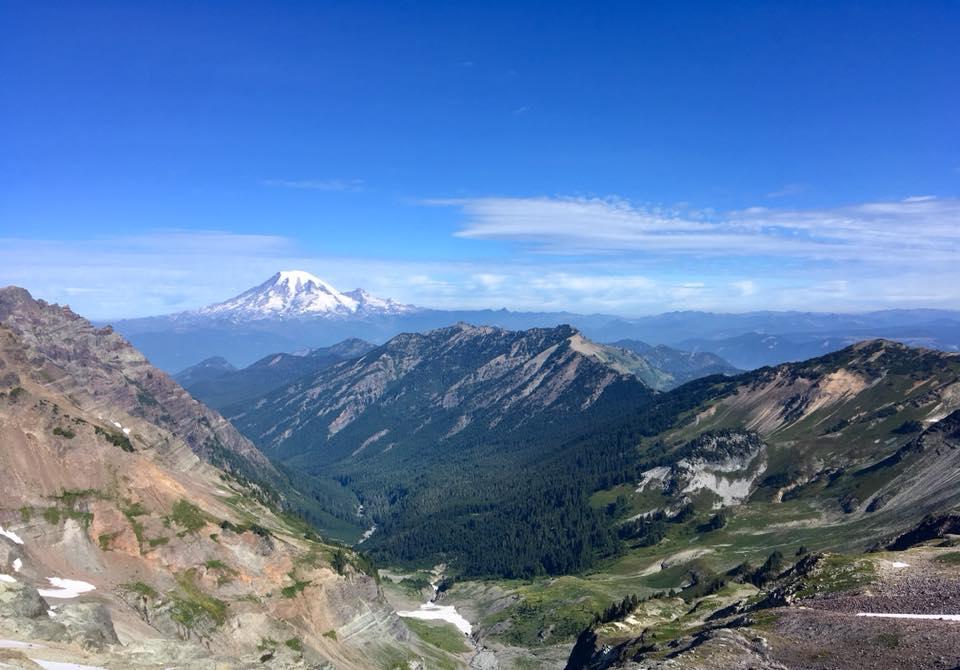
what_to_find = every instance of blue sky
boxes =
[1,1,958,318]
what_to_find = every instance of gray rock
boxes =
[0,542,25,576]
[57,602,120,650]
[0,581,48,619]
[469,649,500,670]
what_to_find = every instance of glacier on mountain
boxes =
[196,270,418,321]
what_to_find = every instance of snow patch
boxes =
[890,561,910,568]
[0,525,25,545]
[38,577,96,599]
[398,603,473,635]
[398,573,473,635]
[35,661,106,670]
[0,574,16,583]
[0,639,43,649]
[13,558,23,572]
[857,612,960,622]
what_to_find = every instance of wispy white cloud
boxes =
[434,194,960,265]
[473,273,508,289]
[0,231,300,318]
[263,178,365,191]
[4,191,960,320]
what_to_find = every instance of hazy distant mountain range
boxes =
[174,338,378,410]
[106,270,960,372]
[6,283,960,668]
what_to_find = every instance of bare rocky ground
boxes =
[760,547,960,670]
[602,544,960,670]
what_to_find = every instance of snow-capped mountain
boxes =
[197,270,418,321]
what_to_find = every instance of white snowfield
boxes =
[0,525,25,544]
[38,577,96,599]
[0,574,16,583]
[35,661,106,670]
[856,612,960,622]
[397,602,473,635]
[197,270,417,320]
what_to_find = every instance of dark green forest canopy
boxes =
[279,373,735,578]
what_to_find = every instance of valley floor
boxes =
[376,517,960,669]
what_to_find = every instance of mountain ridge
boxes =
[104,271,960,372]
[227,322,656,462]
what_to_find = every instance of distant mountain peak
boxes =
[195,270,418,321]
[343,286,416,314]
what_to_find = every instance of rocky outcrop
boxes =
[0,287,276,482]
[640,431,767,506]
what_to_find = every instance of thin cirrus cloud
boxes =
[3,193,960,319]
[0,228,756,318]
[433,194,960,265]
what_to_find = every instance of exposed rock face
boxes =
[720,340,960,437]
[640,339,960,519]
[0,287,437,669]
[0,580,48,619]
[641,431,768,506]
[571,342,960,668]
[0,286,275,481]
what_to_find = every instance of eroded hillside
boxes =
[0,288,458,669]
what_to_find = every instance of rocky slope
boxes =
[558,340,960,668]
[625,340,960,524]
[0,287,276,484]
[563,525,960,670]
[227,323,655,465]
[223,323,662,575]
[0,287,455,669]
